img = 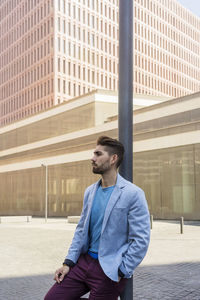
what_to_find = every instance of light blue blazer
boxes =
[66,174,150,282]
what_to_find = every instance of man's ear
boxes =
[111,154,118,166]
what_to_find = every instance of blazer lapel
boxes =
[101,186,122,234]
[101,174,126,234]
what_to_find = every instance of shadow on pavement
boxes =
[1,262,200,300]
[0,273,53,300]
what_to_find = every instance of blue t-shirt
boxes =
[89,184,115,253]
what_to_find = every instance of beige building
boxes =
[0,0,200,127]
[0,89,200,220]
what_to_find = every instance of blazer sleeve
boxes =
[65,188,90,264]
[119,188,150,278]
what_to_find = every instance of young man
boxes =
[44,136,150,300]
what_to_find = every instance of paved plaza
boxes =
[0,218,200,300]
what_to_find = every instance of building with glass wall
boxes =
[0,89,200,220]
[0,0,200,127]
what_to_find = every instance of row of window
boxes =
[134,21,199,55]
[0,0,52,33]
[1,97,54,126]
[1,79,54,116]
[134,55,199,81]
[57,76,117,99]
[136,0,200,29]
[56,38,118,65]
[134,70,199,92]
[57,35,118,58]
[0,18,53,56]
[57,69,117,95]
[57,84,94,101]
[134,39,200,70]
[135,80,194,99]
[0,46,53,85]
[57,55,118,75]
[135,24,200,56]
[57,16,118,40]
[0,61,53,99]
[58,0,118,18]
[66,3,118,23]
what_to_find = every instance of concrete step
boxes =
[0,216,32,223]
[68,216,80,224]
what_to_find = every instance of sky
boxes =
[177,0,200,17]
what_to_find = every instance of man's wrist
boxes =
[63,259,75,267]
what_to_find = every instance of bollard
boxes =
[180,217,184,234]
[150,215,153,229]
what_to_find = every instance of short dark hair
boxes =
[97,136,124,168]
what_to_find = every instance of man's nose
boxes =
[91,156,96,162]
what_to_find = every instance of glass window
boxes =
[58,78,60,92]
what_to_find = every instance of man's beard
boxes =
[92,166,104,174]
[92,163,110,174]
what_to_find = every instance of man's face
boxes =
[91,145,114,174]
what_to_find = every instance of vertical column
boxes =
[118,0,133,299]
[118,0,133,180]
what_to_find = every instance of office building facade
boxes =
[1,90,200,220]
[0,0,200,126]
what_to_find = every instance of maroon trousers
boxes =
[44,254,127,300]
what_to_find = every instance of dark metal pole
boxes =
[118,0,133,183]
[118,0,133,299]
